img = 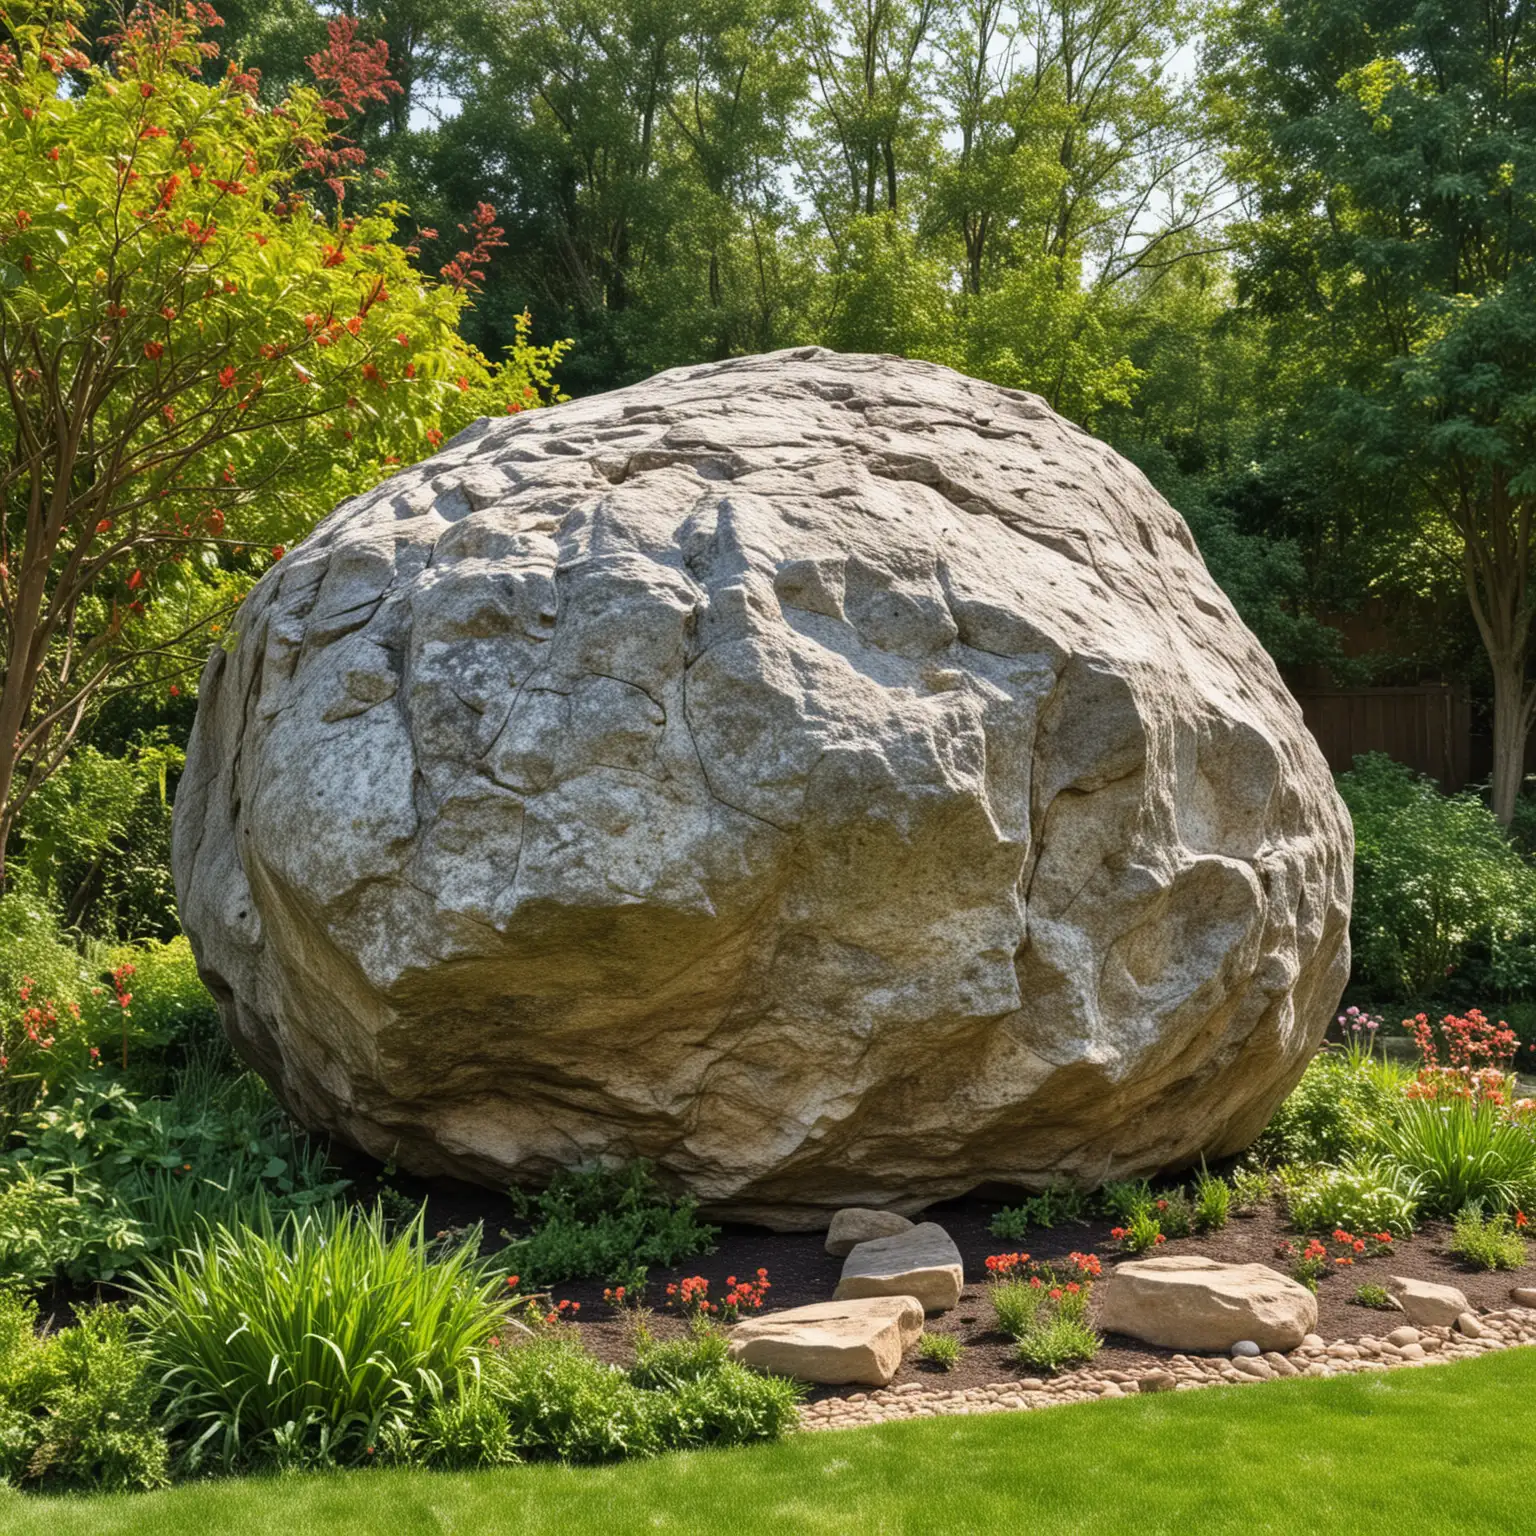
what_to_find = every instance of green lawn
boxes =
[11,1350,1535,1535]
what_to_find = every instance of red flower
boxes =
[144,341,165,360]
[271,545,286,559]
[218,365,237,389]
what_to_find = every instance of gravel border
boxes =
[799,1305,1536,1430]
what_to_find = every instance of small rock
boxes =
[1301,1333,1327,1349]
[1398,1343,1426,1361]
[835,1223,964,1313]
[1456,1313,1485,1339]
[1385,1325,1421,1348]
[1098,1383,1127,1398]
[1231,1340,1262,1357]
[1138,1369,1177,1394]
[1509,1286,1536,1308]
[1262,1352,1300,1377]
[1387,1275,1470,1328]
[728,1297,924,1386]
[825,1208,916,1257]
[1233,1356,1273,1380]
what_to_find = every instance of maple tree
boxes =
[0,0,567,881]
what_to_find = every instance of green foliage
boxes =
[103,937,219,1060]
[0,1058,345,1287]
[1228,1165,1273,1213]
[643,1359,802,1450]
[990,1182,1090,1239]
[1192,1167,1232,1233]
[628,1325,730,1392]
[487,1335,657,1463]
[1353,1284,1397,1311]
[1449,1205,1528,1272]
[1376,1098,1536,1216]
[1099,1180,1154,1222]
[14,739,185,943]
[1280,1157,1421,1237]
[497,1162,717,1287]
[917,1333,963,1371]
[1337,756,1536,998]
[991,1267,1099,1372]
[1114,1208,1164,1254]
[134,1208,508,1471]
[1253,1050,1402,1167]
[0,1293,168,1492]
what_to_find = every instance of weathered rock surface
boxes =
[1388,1276,1470,1328]
[172,348,1352,1225]
[1097,1256,1317,1351]
[728,1297,925,1385]
[834,1222,965,1312]
[826,1208,915,1257]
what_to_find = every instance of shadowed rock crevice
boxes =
[172,349,1352,1228]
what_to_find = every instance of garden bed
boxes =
[391,1174,1536,1402]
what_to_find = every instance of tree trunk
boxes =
[1488,655,1534,828]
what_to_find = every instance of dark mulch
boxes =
[393,1171,1536,1404]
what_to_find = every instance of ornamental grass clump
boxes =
[132,1206,510,1471]
[1376,1096,1536,1215]
[985,1252,1101,1371]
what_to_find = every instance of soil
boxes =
[383,1170,1536,1403]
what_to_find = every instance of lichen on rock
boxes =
[172,348,1352,1227]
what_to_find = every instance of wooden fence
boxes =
[1289,683,1472,791]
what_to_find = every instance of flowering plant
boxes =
[1109,1208,1165,1253]
[985,1252,1100,1370]
[664,1268,770,1323]
[1275,1228,1392,1291]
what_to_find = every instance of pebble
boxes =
[1386,1326,1421,1348]
[1231,1340,1261,1358]
[1457,1313,1484,1339]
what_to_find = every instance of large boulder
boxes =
[1097,1256,1318,1351]
[173,348,1352,1227]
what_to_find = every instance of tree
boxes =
[1218,0,1536,824]
[0,0,567,884]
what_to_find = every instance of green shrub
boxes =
[1281,1156,1422,1235]
[1450,1205,1528,1270]
[645,1361,802,1450]
[381,1382,518,1471]
[991,1278,1048,1340]
[1338,754,1536,998]
[133,1208,508,1471]
[1015,1314,1100,1372]
[496,1162,717,1287]
[1253,1052,1402,1167]
[1375,1097,1536,1214]
[629,1325,730,1391]
[0,1293,168,1491]
[917,1333,963,1370]
[990,1183,1090,1238]
[488,1335,657,1463]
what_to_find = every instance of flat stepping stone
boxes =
[1388,1275,1469,1328]
[1097,1256,1316,1351]
[833,1222,963,1313]
[728,1297,924,1386]
[825,1207,915,1257]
